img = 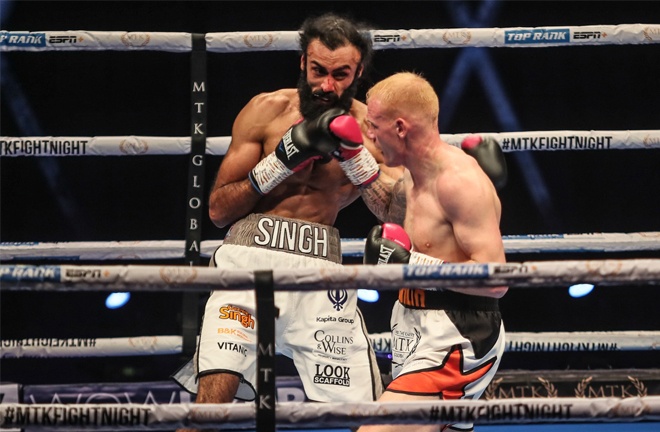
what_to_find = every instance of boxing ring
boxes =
[2,22,660,431]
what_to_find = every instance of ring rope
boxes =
[1,397,659,429]
[2,130,660,156]
[2,24,659,53]
[2,331,659,358]
[1,259,659,292]
[2,232,658,261]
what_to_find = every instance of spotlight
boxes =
[106,292,131,309]
[568,284,594,298]
[357,289,379,303]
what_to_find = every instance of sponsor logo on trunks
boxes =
[219,305,255,329]
[0,32,46,47]
[254,216,329,258]
[315,316,354,325]
[327,289,348,311]
[313,330,353,359]
[216,341,248,357]
[504,29,569,44]
[217,327,251,341]
[313,364,351,387]
[398,288,426,308]
[391,325,421,367]
[573,31,606,40]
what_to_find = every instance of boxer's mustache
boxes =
[312,90,339,103]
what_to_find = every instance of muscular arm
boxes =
[360,165,407,225]
[208,95,274,228]
[440,172,508,298]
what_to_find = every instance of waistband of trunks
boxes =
[222,213,342,263]
[398,288,499,311]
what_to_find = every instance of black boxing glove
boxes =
[364,223,412,265]
[461,134,508,191]
[248,108,347,195]
[364,223,446,266]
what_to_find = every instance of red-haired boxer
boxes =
[358,72,507,432]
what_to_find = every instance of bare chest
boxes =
[404,187,455,256]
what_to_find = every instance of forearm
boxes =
[360,173,406,225]
[208,179,261,228]
[410,253,508,299]
[443,258,508,298]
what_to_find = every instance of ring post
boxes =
[182,33,208,357]
[255,270,276,432]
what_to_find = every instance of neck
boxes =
[405,127,443,180]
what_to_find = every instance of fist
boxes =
[461,135,508,191]
[364,223,412,265]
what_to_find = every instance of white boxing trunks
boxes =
[389,288,505,431]
[174,213,382,403]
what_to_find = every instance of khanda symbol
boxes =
[328,289,348,311]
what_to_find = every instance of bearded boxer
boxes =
[173,14,386,411]
[357,72,507,432]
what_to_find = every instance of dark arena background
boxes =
[1,0,659,406]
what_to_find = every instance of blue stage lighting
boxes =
[106,292,131,309]
[568,284,594,298]
[357,289,379,303]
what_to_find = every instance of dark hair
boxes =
[299,12,373,73]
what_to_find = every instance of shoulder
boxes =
[436,145,492,207]
[242,88,298,120]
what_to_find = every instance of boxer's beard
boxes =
[297,71,359,119]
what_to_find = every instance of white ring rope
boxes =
[2,130,660,156]
[1,231,658,261]
[1,24,659,52]
[1,397,659,429]
[2,331,659,358]
[1,259,659,292]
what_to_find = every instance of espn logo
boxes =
[573,31,605,40]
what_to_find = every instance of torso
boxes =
[403,144,501,262]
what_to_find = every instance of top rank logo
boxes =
[0,32,47,47]
[505,29,570,44]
